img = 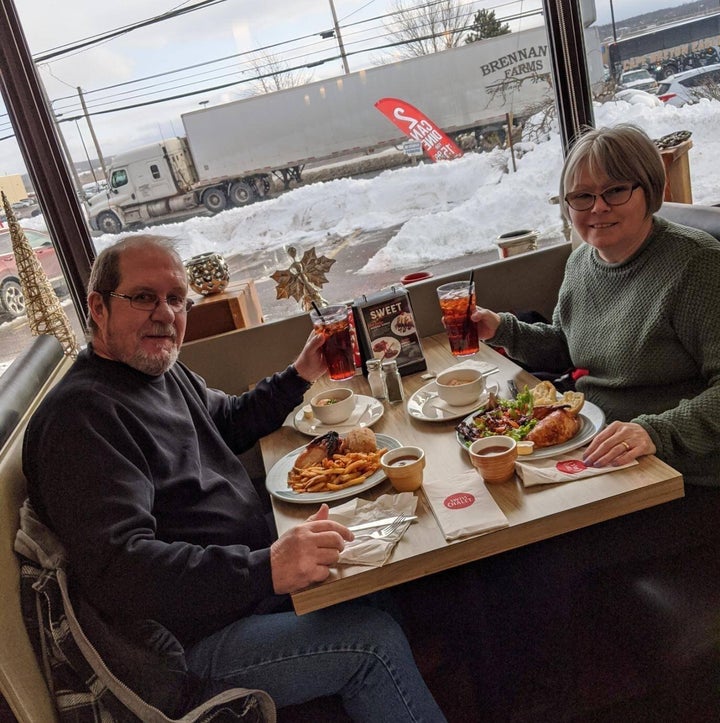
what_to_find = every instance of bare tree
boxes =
[244,50,314,95]
[384,0,476,59]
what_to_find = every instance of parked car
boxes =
[619,68,659,93]
[614,88,663,107]
[0,227,67,320]
[10,199,41,220]
[656,63,720,106]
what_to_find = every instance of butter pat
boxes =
[302,405,313,420]
[517,441,535,456]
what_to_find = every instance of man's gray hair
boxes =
[86,235,183,337]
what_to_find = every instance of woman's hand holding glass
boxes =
[470,307,502,341]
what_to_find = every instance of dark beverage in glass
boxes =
[436,281,479,356]
[310,304,356,381]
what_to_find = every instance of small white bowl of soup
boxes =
[310,387,356,425]
[435,368,486,407]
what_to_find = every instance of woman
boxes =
[438,123,720,713]
[474,123,720,486]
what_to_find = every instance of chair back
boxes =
[0,335,68,721]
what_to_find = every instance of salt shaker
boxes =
[366,359,386,400]
[381,359,405,404]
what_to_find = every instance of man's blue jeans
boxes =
[185,599,446,722]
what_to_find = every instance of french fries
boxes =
[288,448,388,493]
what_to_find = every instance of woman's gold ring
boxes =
[621,441,631,452]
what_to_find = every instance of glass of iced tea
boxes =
[436,281,479,357]
[310,304,356,381]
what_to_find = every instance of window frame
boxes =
[0,0,593,325]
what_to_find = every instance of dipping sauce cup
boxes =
[436,281,479,357]
[469,436,518,484]
[381,446,426,492]
[310,304,356,381]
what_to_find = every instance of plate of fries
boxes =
[266,433,401,504]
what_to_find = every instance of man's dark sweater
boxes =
[23,346,310,645]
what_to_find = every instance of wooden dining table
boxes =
[260,334,685,615]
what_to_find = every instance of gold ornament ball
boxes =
[185,252,230,295]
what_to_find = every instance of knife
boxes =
[346,515,417,532]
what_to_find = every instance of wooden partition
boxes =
[179,243,571,395]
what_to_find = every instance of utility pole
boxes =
[77,87,108,180]
[609,0,617,42]
[328,0,350,74]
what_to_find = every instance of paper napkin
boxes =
[446,359,498,377]
[329,493,418,567]
[423,470,509,541]
[515,452,639,487]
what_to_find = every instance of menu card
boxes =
[352,286,427,376]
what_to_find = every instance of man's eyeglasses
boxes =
[564,183,641,211]
[106,291,194,313]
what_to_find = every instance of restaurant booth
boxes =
[1,0,720,718]
[3,209,720,720]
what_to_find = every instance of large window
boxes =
[1,0,717,376]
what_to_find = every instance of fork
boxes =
[355,513,411,540]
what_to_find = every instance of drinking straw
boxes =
[311,300,325,322]
[464,270,475,327]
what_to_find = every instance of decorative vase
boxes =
[495,229,538,259]
[185,252,230,295]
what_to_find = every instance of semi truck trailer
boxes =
[87,24,601,234]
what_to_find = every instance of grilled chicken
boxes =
[294,431,341,469]
[526,409,580,448]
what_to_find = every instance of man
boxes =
[24,235,445,721]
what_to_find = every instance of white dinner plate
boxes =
[293,394,384,436]
[406,380,493,422]
[266,433,401,504]
[455,400,606,459]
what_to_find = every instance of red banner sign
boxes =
[374,97,463,162]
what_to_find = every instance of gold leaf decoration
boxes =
[271,245,336,311]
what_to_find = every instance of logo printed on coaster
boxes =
[556,459,587,474]
[444,492,475,509]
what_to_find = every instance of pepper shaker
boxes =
[366,359,386,400]
[381,359,405,404]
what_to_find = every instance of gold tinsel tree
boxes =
[2,192,79,358]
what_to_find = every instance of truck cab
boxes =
[87,137,197,234]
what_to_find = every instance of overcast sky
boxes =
[0,0,677,178]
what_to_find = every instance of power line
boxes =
[33,0,229,62]
[47,0,483,115]
[0,1,541,134]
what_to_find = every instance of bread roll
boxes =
[343,427,377,453]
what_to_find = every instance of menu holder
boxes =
[352,286,427,376]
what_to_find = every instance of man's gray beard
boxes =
[127,346,179,376]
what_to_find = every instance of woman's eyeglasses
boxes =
[565,183,641,211]
[106,291,194,313]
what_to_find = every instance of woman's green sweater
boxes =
[490,216,720,486]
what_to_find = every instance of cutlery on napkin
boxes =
[515,453,639,487]
[348,515,418,532]
[329,493,418,566]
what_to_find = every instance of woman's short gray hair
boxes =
[86,235,182,336]
[559,124,666,220]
